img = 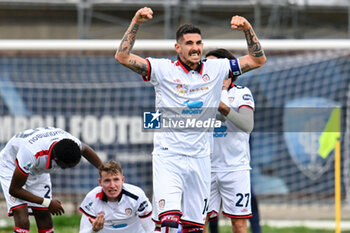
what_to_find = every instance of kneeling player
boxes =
[0,127,103,233]
[79,160,154,233]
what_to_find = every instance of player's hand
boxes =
[89,212,105,232]
[48,199,65,216]
[133,7,153,25]
[231,15,251,31]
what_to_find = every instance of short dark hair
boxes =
[53,139,81,166]
[205,48,238,83]
[176,24,201,42]
[205,48,236,60]
[98,160,123,177]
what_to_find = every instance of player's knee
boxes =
[159,212,181,232]
[33,209,53,229]
[12,208,30,229]
[232,218,247,233]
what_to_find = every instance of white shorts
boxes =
[152,153,211,226]
[0,173,52,216]
[207,170,252,219]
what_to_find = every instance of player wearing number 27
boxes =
[0,127,102,233]
[115,7,266,233]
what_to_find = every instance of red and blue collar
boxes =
[176,57,203,75]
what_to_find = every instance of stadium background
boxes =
[0,0,350,225]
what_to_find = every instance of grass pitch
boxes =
[0,215,347,233]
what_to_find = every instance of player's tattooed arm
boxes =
[128,58,149,76]
[244,27,264,59]
[115,24,148,76]
[240,26,265,73]
[231,15,266,73]
[117,24,139,55]
[115,7,152,76]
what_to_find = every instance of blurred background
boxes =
[0,0,350,231]
[0,0,349,39]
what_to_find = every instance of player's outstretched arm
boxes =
[9,168,64,215]
[231,15,267,73]
[81,143,103,169]
[115,7,153,76]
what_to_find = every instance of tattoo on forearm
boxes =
[129,59,148,76]
[241,63,252,73]
[244,28,264,58]
[117,24,139,55]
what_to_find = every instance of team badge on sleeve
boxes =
[23,161,34,171]
[125,208,132,216]
[85,201,94,211]
[10,195,16,203]
[158,199,165,209]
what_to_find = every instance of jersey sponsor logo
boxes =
[158,199,165,209]
[240,208,249,213]
[189,86,209,93]
[202,74,210,82]
[125,208,132,216]
[138,200,149,212]
[111,223,127,229]
[143,110,161,129]
[242,94,253,101]
[213,125,227,138]
[182,100,203,114]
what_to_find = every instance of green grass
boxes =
[0,215,348,233]
[0,215,81,233]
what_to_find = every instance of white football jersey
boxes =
[79,183,152,233]
[0,127,82,178]
[211,85,254,172]
[144,58,242,157]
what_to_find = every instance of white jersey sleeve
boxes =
[15,145,37,176]
[79,188,98,219]
[143,57,171,86]
[134,186,153,232]
[212,85,254,172]
[230,85,255,110]
[135,187,152,218]
[79,214,94,233]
